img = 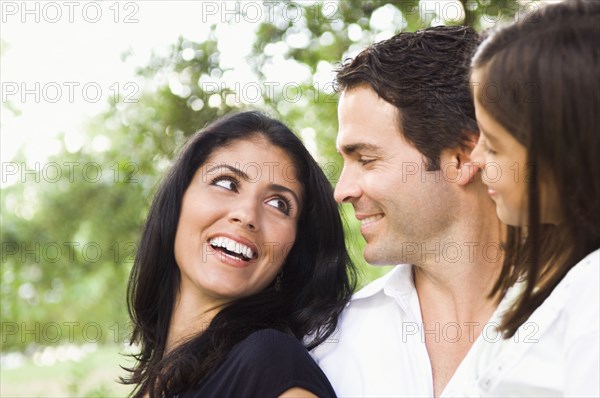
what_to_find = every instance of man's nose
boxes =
[334,165,361,204]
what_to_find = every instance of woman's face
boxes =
[174,136,303,309]
[471,70,529,226]
[470,70,562,226]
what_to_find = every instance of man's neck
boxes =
[412,224,503,397]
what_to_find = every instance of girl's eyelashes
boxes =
[483,141,497,156]
[211,175,239,192]
[480,136,497,156]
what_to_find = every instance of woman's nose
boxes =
[229,198,260,231]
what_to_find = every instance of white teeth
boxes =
[361,215,383,225]
[209,237,254,259]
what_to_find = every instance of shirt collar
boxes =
[352,263,416,301]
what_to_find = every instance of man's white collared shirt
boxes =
[313,250,599,397]
[312,264,435,397]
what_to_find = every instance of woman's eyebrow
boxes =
[270,184,301,207]
[206,164,250,180]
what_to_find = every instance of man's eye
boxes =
[359,158,375,165]
[211,176,238,192]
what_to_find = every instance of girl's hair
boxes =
[122,111,356,397]
[472,0,600,337]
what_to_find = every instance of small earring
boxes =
[275,270,283,291]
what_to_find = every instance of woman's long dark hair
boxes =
[122,111,357,397]
[472,0,600,337]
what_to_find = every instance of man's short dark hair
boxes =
[335,26,480,170]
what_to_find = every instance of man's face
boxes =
[334,85,459,265]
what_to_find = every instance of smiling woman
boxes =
[122,111,356,398]
[174,137,302,316]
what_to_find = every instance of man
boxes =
[312,26,503,397]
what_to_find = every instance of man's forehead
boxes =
[335,85,407,154]
[336,116,403,154]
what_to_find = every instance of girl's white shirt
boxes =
[442,249,600,397]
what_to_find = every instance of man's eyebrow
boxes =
[206,164,250,180]
[339,143,382,155]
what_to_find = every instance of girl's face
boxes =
[173,136,303,310]
[470,69,561,226]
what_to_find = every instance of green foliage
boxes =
[1,0,529,352]
[0,344,130,396]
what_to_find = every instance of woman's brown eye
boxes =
[266,197,291,215]
[212,176,238,192]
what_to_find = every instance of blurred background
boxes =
[1,0,540,396]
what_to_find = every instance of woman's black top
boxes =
[178,328,337,398]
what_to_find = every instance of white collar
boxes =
[351,264,417,316]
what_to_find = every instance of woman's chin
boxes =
[496,206,527,227]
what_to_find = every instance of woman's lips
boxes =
[207,245,254,268]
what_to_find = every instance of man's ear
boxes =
[457,133,482,186]
[457,161,482,186]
